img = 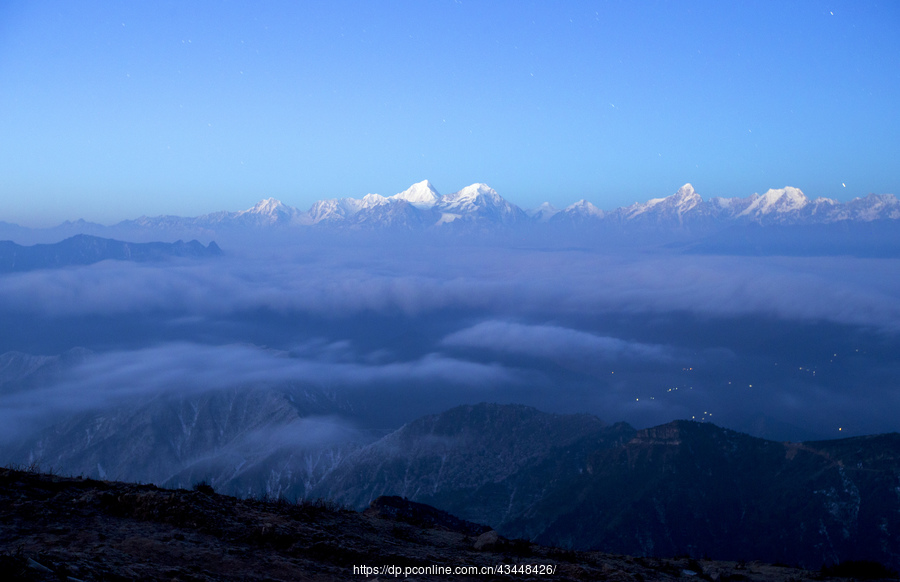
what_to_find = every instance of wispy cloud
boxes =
[0,342,512,443]
[442,320,674,362]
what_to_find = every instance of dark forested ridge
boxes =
[0,234,221,272]
[313,404,900,570]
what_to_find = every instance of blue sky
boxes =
[1,0,898,226]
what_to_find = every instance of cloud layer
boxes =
[1,246,897,332]
[0,341,512,443]
[0,241,898,444]
[442,320,675,363]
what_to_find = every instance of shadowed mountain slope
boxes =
[312,404,900,570]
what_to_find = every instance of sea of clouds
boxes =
[1,240,898,454]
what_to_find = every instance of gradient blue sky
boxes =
[1,0,898,226]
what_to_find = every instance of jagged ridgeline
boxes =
[0,235,221,273]
[82,182,900,228]
[309,404,900,571]
[2,182,898,250]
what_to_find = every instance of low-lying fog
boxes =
[2,234,898,465]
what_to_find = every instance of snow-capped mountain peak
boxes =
[674,183,698,199]
[527,202,561,221]
[623,183,703,221]
[246,198,287,216]
[15,181,898,239]
[844,193,900,221]
[391,180,440,208]
[439,184,495,211]
[565,200,604,217]
[231,197,307,226]
[360,193,390,207]
[545,199,606,225]
[738,187,808,217]
[434,183,526,226]
[672,183,702,212]
[447,183,501,203]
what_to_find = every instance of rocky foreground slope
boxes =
[1,467,884,582]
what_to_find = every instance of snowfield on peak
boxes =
[5,181,897,245]
[738,187,810,217]
[243,198,285,215]
[527,202,561,222]
[111,181,900,232]
[437,184,508,211]
[390,180,440,208]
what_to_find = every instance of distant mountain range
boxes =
[123,181,900,229]
[3,182,898,244]
[0,234,221,272]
